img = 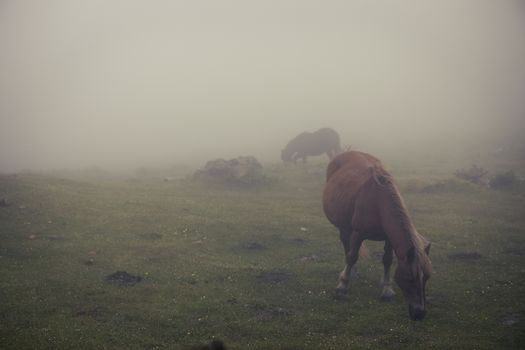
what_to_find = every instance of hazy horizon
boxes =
[1,0,524,172]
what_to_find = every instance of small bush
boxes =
[490,170,517,190]
[193,156,273,186]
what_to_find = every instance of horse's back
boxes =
[322,151,384,230]
[314,128,340,148]
[288,128,340,154]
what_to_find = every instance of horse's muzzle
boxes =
[409,304,426,321]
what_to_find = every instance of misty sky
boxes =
[1,0,524,171]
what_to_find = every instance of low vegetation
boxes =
[0,159,524,349]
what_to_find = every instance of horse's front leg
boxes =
[380,240,396,301]
[336,230,362,295]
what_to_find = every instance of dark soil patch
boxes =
[255,307,291,321]
[138,233,163,240]
[242,242,266,251]
[291,238,307,245]
[74,306,106,318]
[448,252,482,261]
[190,340,226,350]
[256,271,294,283]
[105,271,143,285]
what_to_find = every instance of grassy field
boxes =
[1,157,524,349]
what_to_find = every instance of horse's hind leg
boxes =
[336,230,362,295]
[380,240,396,301]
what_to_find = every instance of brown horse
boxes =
[281,128,341,163]
[322,151,432,320]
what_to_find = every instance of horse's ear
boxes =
[406,246,416,264]
[424,242,431,256]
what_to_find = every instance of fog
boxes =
[1,0,524,172]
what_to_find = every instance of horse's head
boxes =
[395,243,432,321]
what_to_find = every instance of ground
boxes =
[0,155,524,349]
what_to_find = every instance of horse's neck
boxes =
[378,185,416,259]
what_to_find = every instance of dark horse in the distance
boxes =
[281,128,341,163]
[323,151,432,320]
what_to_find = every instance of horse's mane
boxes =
[370,167,429,263]
[370,167,412,233]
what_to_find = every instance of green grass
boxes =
[1,160,524,349]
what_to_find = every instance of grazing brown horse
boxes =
[322,151,432,320]
[281,128,341,163]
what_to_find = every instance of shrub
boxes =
[490,170,517,190]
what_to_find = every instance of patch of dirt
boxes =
[242,242,266,251]
[253,307,291,322]
[291,238,307,245]
[255,271,294,283]
[74,306,106,318]
[189,340,226,350]
[448,252,482,261]
[105,271,143,285]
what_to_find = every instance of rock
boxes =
[105,271,142,285]
[193,156,267,185]
[189,340,226,350]
[0,198,8,207]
